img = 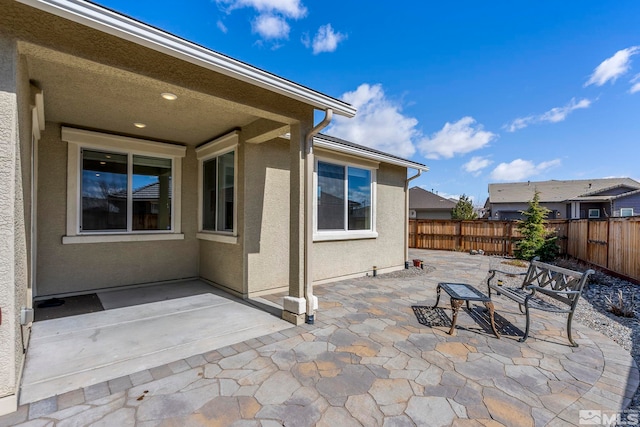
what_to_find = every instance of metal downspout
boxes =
[304,109,333,324]
[404,170,422,263]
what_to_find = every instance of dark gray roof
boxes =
[111,182,172,200]
[489,178,640,203]
[409,187,457,210]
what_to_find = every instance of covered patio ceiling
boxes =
[22,43,291,146]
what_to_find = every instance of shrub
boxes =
[515,191,559,262]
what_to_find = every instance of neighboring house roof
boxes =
[613,188,640,200]
[17,0,356,118]
[314,134,428,171]
[409,187,457,210]
[110,182,172,200]
[488,178,640,203]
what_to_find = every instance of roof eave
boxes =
[314,137,429,172]
[17,0,356,118]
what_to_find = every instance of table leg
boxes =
[432,284,442,309]
[448,298,464,335]
[484,301,501,339]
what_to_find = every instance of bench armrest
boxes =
[525,284,580,295]
[488,269,527,276]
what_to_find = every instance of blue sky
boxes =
[96,0,640,205]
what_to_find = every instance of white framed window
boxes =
[62,127,186,244]
[314,157,377,241]
[620,208,634,217]
[588,209,600,219]
[196,131,239,244]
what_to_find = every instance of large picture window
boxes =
[81,151,173,232]
[315,159,376,240]
[62,127,186,244]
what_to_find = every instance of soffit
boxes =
[25,48,263,146]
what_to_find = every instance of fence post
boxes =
[606,219,611,270]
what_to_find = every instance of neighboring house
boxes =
[409,187,457,219]
[486,178,640,220]
[0,0,427,414]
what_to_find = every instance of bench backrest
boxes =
[521,259,593,308]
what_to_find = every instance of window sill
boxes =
[313,231,378,242]
[197,232,238,244]
[62,233,184,244]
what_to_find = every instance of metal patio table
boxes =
[433,282,500,338]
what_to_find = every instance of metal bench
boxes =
[487,258,594,346]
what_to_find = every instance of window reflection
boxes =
[132,155,172,230]
[81,150,127,231]
[317,162,345,230]
[348,167,371,230]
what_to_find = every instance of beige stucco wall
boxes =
[36,123,199,296]
[244,138,291,296]
[313,163,407,282]
[241,141,409,293]
[0,33,30,405]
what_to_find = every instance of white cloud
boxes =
[326,84,418,158]
[630,74,640,94]
[216,0,307,18]
[585,46,640,87]
[217,20,228,33]
[463,156,493,176]
[311,24,346,54]
[504,98,592,132]
[252,14,290,39]
[489,158,561,181]
[217,0,306,42]
[418,117,496,159]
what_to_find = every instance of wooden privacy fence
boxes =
[409,218,640,283]
[409,219,568,256]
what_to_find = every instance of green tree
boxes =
[515,191,559,261]
[451,194,478,220]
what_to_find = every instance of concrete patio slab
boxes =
[20,290,292,405]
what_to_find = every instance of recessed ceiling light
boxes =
[161,93,177,101]
[100,161,106,165]
[134,122,146,128]
[96,173,101,177]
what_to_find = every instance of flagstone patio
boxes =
[1,250,637,426]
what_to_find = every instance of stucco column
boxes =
[283,123,307,324]
[0,35,20,416]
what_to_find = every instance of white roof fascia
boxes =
[313,137,429,172]
[16,0,356,118]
